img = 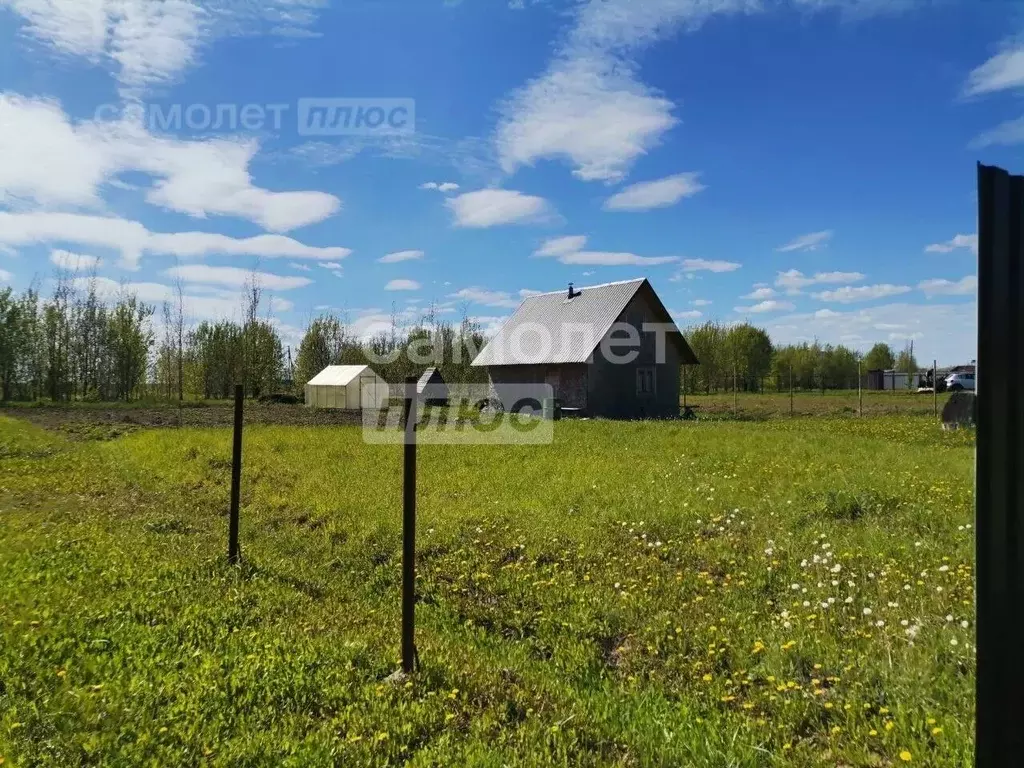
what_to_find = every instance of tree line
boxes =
[0,275,290,403]
[0,276,927,404]
[0,278,154,402]
[0,276,490,403]
[681,321,919,393]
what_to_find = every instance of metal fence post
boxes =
[733,362,738,412]
[932,359,938,417]
[976,163,1024,766]
[228,384,243,565]
[858,359,863,417]
[789,364,794,417]
[402,377,418,674]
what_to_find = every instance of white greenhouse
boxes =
[304,365,390,410]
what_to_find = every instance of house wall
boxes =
[486,363,588,410]
[307,384,349,409]
[586,290,681,419]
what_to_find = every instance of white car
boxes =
[945,372,976,392]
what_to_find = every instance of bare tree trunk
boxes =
[174,275,186,402]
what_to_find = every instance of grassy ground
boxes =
[0,413,974,766]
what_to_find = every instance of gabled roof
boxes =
[471,278,698,367]
[417,367,447,394]
[306,365,380,386]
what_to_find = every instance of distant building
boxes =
[305,365,389,410]
[471,278,698,419]
[866,369,925,390]
[417,367,449,406]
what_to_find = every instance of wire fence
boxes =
[681,387,949,420]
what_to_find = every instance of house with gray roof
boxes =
[471,278,698,419]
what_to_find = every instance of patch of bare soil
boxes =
[2,403,366,435]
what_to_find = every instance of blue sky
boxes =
[0,0,1014,364]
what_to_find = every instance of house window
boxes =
[637,367,656,396]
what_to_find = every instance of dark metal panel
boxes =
[976,163,1024,765]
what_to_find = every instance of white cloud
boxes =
[734,299,796,314]
[385,279,421,291]
[964,44,1024,97]
[49,249,100,271]
[70,275,297,321]
[496,55,677,183]
[0,0,201,94]
[763,301,977,363]
[449,287,520,309]
[692,299,711,307]
[289,263,312,272]
[602,172,705,211]
[166,264,311,291]
[535,235,588,258]
[533,234,675,265]
[419,181,460,192]
[743,286,776,300]
[446,189,551,228]
[0,94,340,231]
[519,288,544,297]
[969,116,1024,149]
[774,269,864,294]
[815,271,866,283]
[918,275,978,297]
[317,262,343,269]
[0,211,350,270]
[924,233,978,255]
[672,308,703,320]
[379,250,424,263]
[0,0,328,95]
[0,269,12,283]
[813,284,911,303]
[680,258,741,273]
[560,251,676,266]
[494,0,762,182]
[493,0,917,184]
[775,230,833,252]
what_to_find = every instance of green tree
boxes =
[821,344,858,389]
[725,323,773,391]
[107,294,154,401]
[0,288,22,401]
[863,342,895,372]
[685,321,728,393]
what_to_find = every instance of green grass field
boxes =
[0,410,975,766]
